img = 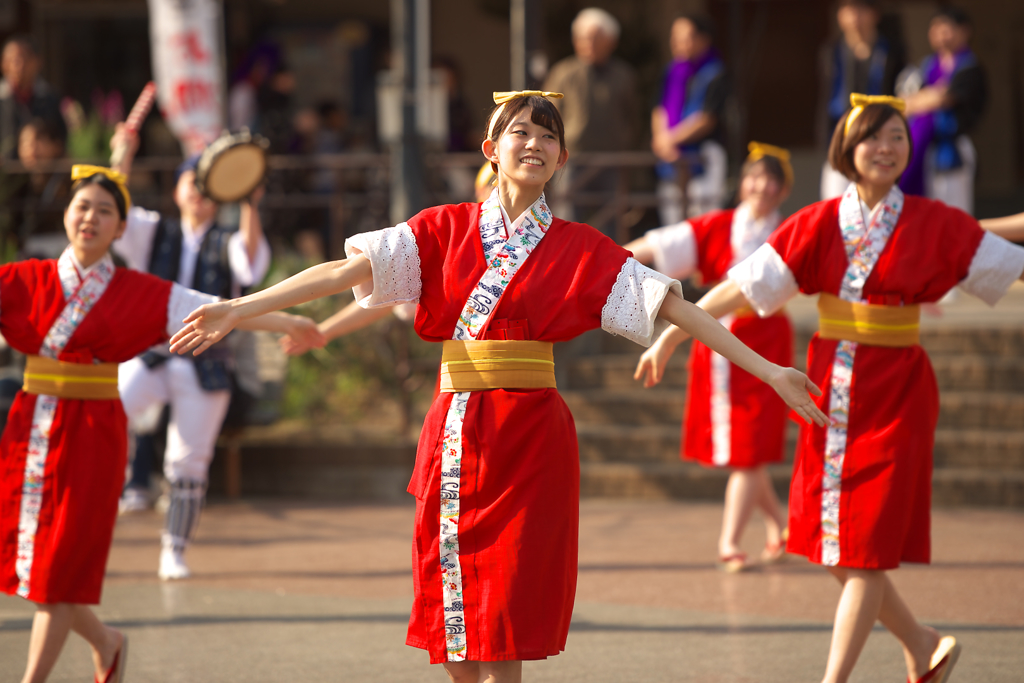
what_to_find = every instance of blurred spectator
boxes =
[544,8,638,235]
[651,15,729,224]
[258,64,297,154]
[0,37,66,160]
[820,0,905,199]
[0,118,69,253]
[899,5,986,214]
[229,44,279,132]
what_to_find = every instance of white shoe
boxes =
[158,547,191,580]
[118,487,150,515]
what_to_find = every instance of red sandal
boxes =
[761,527,789,564]
[96,634,128,683]
[717,552,748,573]
[908,636,960,683]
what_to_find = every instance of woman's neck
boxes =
[496,178,543,222]
[72,246,106,271]
[855,181,894,211]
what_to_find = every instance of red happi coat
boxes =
[680,210,793,469]
[769,196,991,568]
[399,202,634,663]
[0,258,172,603]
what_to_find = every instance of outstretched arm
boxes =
[169,255,373,356]
[280,300,395,355]
[635,279,748,387]
[237,311,326,352]
[980,212,1024,245]
[647,287,827,427]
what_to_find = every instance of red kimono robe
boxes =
[646,205,792,468]
[0,250,217,603]
[729,185,1024,569]
[346,192,679,663]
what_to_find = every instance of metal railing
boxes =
[0,150,669,258]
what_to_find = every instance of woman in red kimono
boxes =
[0,166,320,683]
[628,143,794,572]
[169,91,827,683]
[637,94,1024,683]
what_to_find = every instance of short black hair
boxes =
[932,5,971,27]
[678,14,716,40]
[70,174,128,220]
[21,117,63,144]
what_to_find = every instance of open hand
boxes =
[169,301,240,356]
[768,366,828,427]
[280,317,326,355]
[634,334,686,388]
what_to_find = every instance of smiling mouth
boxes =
[520,157,543,167]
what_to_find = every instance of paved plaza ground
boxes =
[1,500,1021,682]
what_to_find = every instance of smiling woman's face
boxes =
[487,107,568,189]
[852,114,909,188]
[64,183,125,266]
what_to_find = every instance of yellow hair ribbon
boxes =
[746,141,794,188]
[844,93,907,136]
[70,164,132,212]
[487,90,564,137]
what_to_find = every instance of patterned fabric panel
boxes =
[16,395,58,597]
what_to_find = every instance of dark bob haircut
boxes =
[741,154,790,189]
[485,95,566,174]
[677,14,716,40]
[70,174,128,220]
[827,103,912,181]
[932,5,971,27]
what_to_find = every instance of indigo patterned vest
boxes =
[143,217,235,391]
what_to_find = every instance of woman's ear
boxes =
[556,147,570,171]
[481,138,499,165]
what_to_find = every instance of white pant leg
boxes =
[820,161,850,200]
[686,140,727,218]
[119,356,171,433]
[162,357,232,483]
[927,136,976,215]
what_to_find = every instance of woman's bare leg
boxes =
[719,469,759,558]
[70,605,123,679]
[443,660,522,683]
[821,568,886,683]
[21,604,73,683]
[875,575,941,681]
[823,568,941,683]
[753,466,785,547]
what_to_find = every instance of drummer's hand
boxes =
[279,316,326,355]
[246,184,265,207]
[109,123,139,158]
[169,301,240,356]
[767,366,829,427]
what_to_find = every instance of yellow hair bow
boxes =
[845,93,907,136]
[71,164,132,211]
[487,90,564,137]
[746,141,794,187]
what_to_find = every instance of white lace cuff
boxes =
[727,243,799,317]
[601,257,683,347]
[959,232,1024,306]
[167,284,220,337]
[344,223,422,308]
[644,221,697,279]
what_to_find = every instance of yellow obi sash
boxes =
[817,293,920,347]
[23,355,120,400]
[440,340,556,392]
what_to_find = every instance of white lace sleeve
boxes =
[727,243,799,317]
[644,221,697,279]
[166,283,220,337]
[958,231,1024,306]
[601,258,683,347]
[344,223,421,308]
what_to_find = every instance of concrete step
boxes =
[565,388,1024,432]
[933,429,1024,469]
[565,352,1024,393]
[579,462,1024,507]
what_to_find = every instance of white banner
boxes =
[147,0,224,155]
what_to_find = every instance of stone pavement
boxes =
[1,500,1022,682]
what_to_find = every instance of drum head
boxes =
[202,144,267,203]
